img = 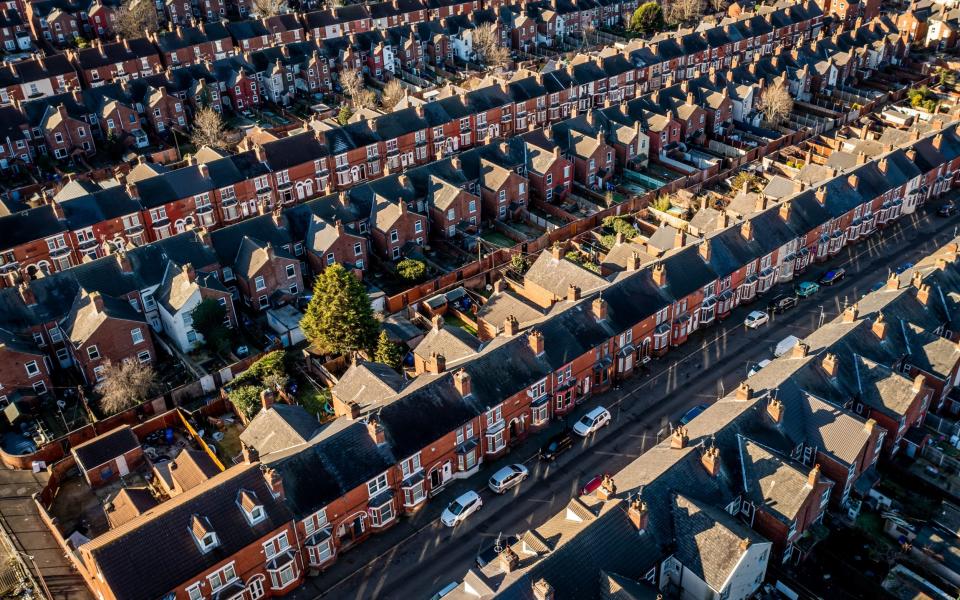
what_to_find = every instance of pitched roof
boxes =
[332,360,406,411]
[169,448,220,493]
[738,437,831,525]
[524,250,607,299]
[73,425,139,471]
[239,403,323,457]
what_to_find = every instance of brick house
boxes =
[230,236,303,311]
[0,54,79,104]
[152,23,235,67]
[63,290,156,385]
[37,103,95,159]
[304,216,368,276]
[369,194,427,260]
[156,261,236,352]
[70,38,163,87]
[0,329,53,399]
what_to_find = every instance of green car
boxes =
[796,281,820,297]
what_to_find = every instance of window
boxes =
[87,345,100,360]
[369,499,394,527]
[284,264,296,279]
[207,563,237,593]
[255,276,266,291]
[486,405,503,427]
[258,295,269,309]
[137,351,151,364]
[268,560,296,590]
[93,365,106,382]
[247,579,264,600]
[390,229,399,243]
[456,422,475,445]
[353,242,362,256]
[263,532,290,561]
[546,173,553,185]
[303,509,329,537]
[400,453,421,478]
[131,328,144,344]
[414,220,423,233]
[222,267,234,281]
[187,584,202,600]
[367,472,389,496]
[289,285,298,295]
[32,381,46,394]
[308,538,333,566]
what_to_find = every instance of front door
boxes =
[116,455,129,477]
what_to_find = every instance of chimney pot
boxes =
[567,284,581,302]
[453,369,472,397]
[842,304,858,323]
[807,463,820,488]
[872,313,887,340]
[701,445,721,477]
[736,382,752,400]
[822,352,838,377]
[428,352,446,373]
[767,397,784,424]
[503,315,519,336]
[528,330,544,355]
[652,263,667,287]
[671,425,689,449]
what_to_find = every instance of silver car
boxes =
[488,464,529,494]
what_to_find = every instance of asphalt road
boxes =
[292,201,960,600]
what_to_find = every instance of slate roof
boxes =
[169,448,220,493]
[73,425,139,471]
[524,250,607,299]
[738,436,831,525]
[83,464,293,600]
[63,290,146,344]
[239,403,323,457]
[332,360,406,409]
[412,325,483,364]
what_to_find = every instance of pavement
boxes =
[287,203,960,600]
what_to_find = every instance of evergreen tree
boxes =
[630,2,664,33]
[373,330,403,370]
[301,264,379,355]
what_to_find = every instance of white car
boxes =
[573,406,612,436]
[747,359,771,377]
[430,582,459,600]
[440,491,483,527]
[488,464,529,494]
[744,310,769,329]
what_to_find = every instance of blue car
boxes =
[679,404,708,425]
[895,262,914,275]
[819,268,846,286]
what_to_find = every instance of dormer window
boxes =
[190,515,219,553]
[238,490,265,526]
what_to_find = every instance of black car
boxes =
[939,203,957,217]
[767,294,798,314]
[475,534,520,568]
[540,428,575,461]
[819,268,846,286]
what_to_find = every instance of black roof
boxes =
[72,425,139,470]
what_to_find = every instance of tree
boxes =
[381,79,406,111]
[396,258,427,281]
[758,82,794,127]
[653,194,673,212]
[191,106,230,150]
[228,385,262,419]
[665,0,704,25]
[374,330,403,370]
[98,361,158,415]
[731,171,759,193]
[510,254,530,274]
[340,69,376,110]
[336,104,353,125]
[708,0,727,13]
[251,0,286,17]
[191,298,231,355]
[113,0,159,40]
[300,264,380,356]
[603,216,637,239]
[472,23,509,69]
[629,2,664,33]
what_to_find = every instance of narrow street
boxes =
[293,204,960,600]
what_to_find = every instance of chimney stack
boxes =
[592,296,607,321]
[842,304,858,323]
[503,315,519,336]
[699,241,711,262]
[528,330,545,355]
[596,474,617,500]
[740,220,753,241]
[767,397,784,424]
[780,200,791,221]
[864,418,877,435]
[886,271,900,291]
[567,284,581,301]
[17,283,36,306]
[652,263,666,287]
[91,291,105,313]
[701,445,721,477]
[627,251,641,271]
[453,369,472,397]
[917,283,931,306]
[431,314,444,330]
[532,579,555,600]
[807,463,820,488]
[626,497,649,533]
[551,244,564,260]
[913,374,927,393]
[792,342,809,358]
[872,313,887,339]
[260,388,274,411]
[822,352,838,377]
[671,425,689,449]
[427,352,446,373]
[815,186,827,205]
[736,382,752,400]
[366,414,386,445]
[241,443,259,464]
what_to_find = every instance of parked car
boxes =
[939,202,957,217]
[895,261,914,275]
[679,404,708,425]
[440,491,483,527]
[488,464,529,494]
[744,310,769,329]
[767,294,798,314]
[540,428,575,461]
[774,335,801,358]
[819,268,845,286]
[573,406,612,436]
[430,582,459,600]
[796,281,820,297]
[475,534,520,568]
[747,359,771,377]
[580,473,610,496]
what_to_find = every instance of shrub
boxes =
[397,258,427,281]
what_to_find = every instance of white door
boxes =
[442,462,452,482]
[116,455,129,477]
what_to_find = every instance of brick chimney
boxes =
[366,414,386,445]
[911,270,924,290]
[596,474,617,500]
[117,250,133,273]
[779,200,791,221]
[627,251,641,271]
[913,373,926,394]
[807,463,820,488]
[815,186,826,205]
[864,418,877,435]
[90,291,105,313]
[842,304,858,323]
[453,369,472,397]
[671,425,689,449]
[740,219,753,241]
[933,134,943,151]
[886,271,900,291]
[499,546,520,573]
[652,262,666,287]
[17,283,36,306]
[847,173,859,189]
[592,296,607,321]
[872,313,887,339]
[263,467,284,500]
[427,352,446,373]
[626,497,648,533]
[699,240,711,262]
[567,284,581,301]
[701,445,721,477]
[767,397,784,424]
[532,579,555,600]
[674,228,685,248]
[736,381,752,401]
[792,342,809,358]
[755,195,767,212]
[917,283,931,306]
[241,442,259,464]
[528,330,544,355]
[260,388,275,412]
[822,352,838,377]
[551,243,564,260]
[503,315,519,336]
[431,314,444,330]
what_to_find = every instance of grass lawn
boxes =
[442,312,478,336]
[481,231,517,248]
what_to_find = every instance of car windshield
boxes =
[448,501,465,515]
[578,415,593,426]
[511,465,523,474]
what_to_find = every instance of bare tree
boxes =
[381,78,406,111]
[191,106,231,150]
[708,0,727,13]
[98,361,158,415]
[472,23,509,69]
[665,0,705,25]
[758,82,794,127]
[340,68,376,110]
[251,0,286,17]
[113,0,159,39]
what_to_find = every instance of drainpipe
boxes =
[290,521,306,581]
